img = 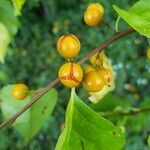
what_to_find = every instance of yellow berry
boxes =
[57,34,81,58]
[84,3,104,27]
[99,68,112,85]
[84,65,96,74]
[12,83,29,100]
[58,62,83,88]
[83,71,104,92]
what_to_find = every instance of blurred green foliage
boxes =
[0,0,150,149]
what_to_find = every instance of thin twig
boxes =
[115,16,121,32]
[100,107,150,117]
[0,28,135,129]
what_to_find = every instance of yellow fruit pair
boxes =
[58,62,112,91]
[84,3,104,27]
[57,34,83,87]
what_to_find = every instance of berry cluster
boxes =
[57,3,111,93]
[12,3,108,100]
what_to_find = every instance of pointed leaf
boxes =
[113,0,150,38]
[56,89,125,150]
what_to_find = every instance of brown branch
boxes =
[100,107,150,117]
[0,28,135,129]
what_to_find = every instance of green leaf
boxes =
[28,88,58,140]
[0,0,19,36]
[12,0,26,16]
[0,23,10,63]
[113,0,150,38]
[0,85,58,142]
[55,89,125,150]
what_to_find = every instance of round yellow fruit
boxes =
[83,71,104,92]
[57,34,81,58]
[84,3,104,27]
[12,83,29,100]
[58,62,83,88]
